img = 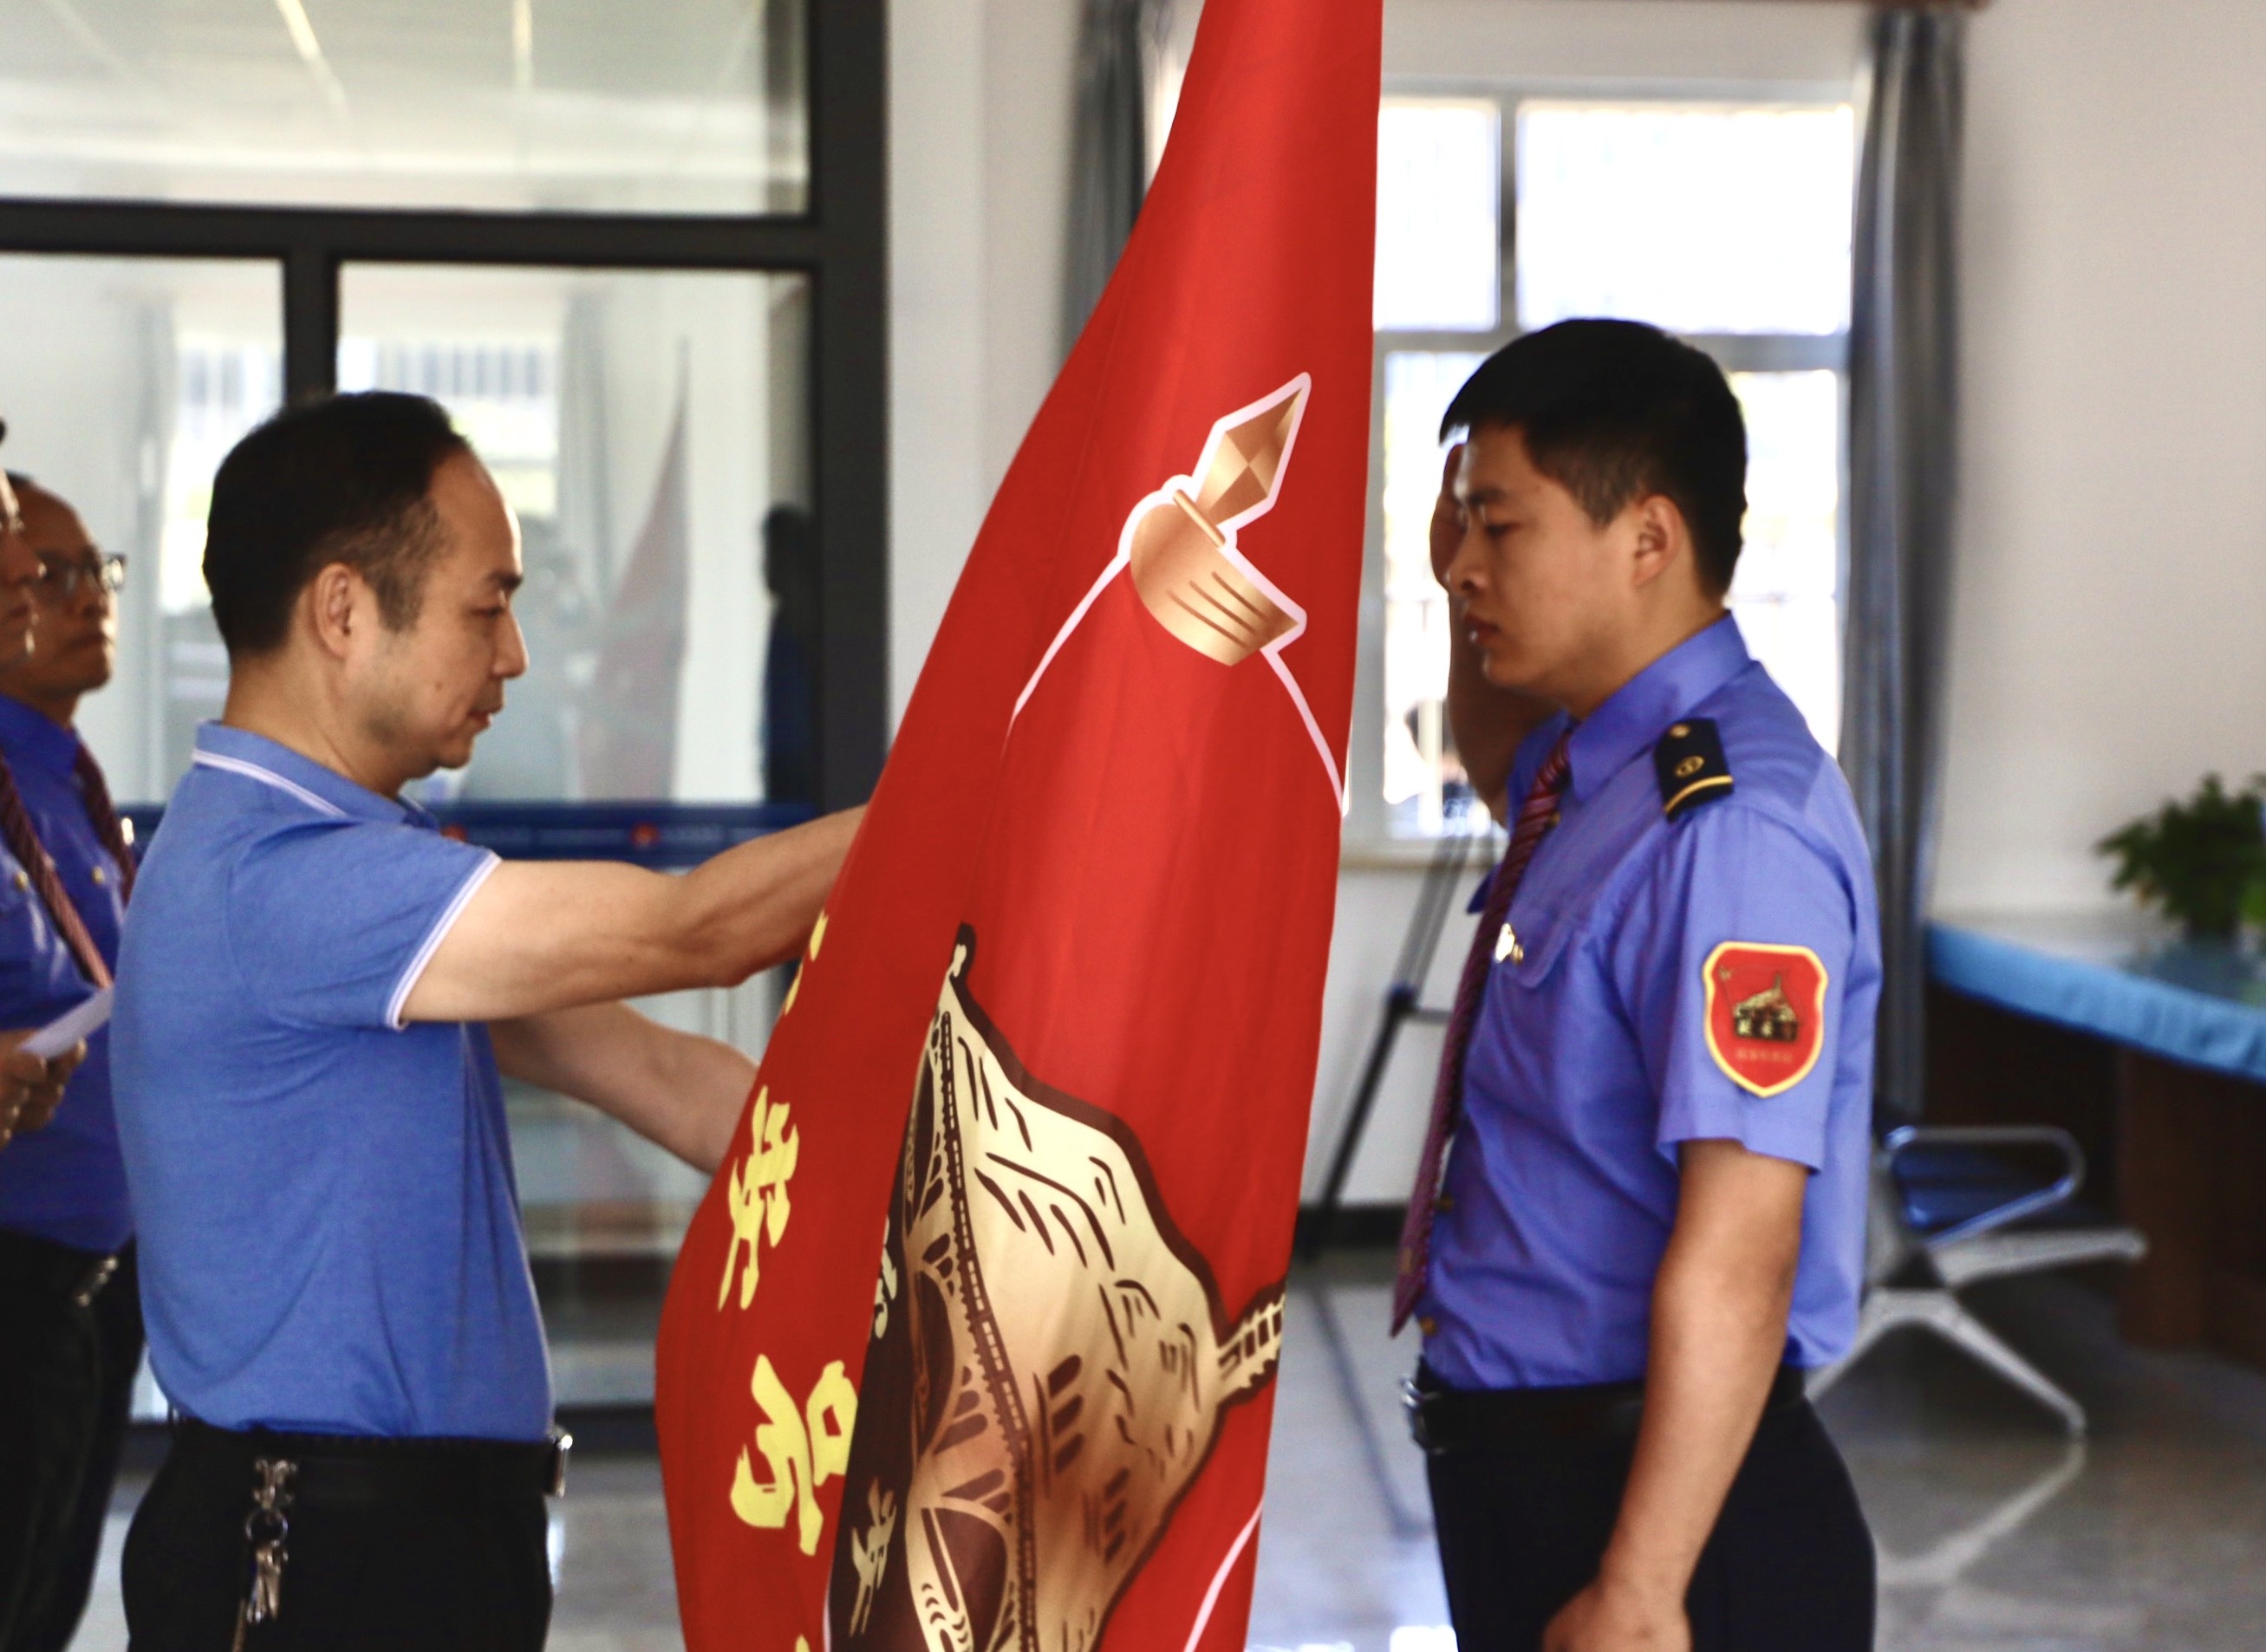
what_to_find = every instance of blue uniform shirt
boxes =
[113,724,551,1441]
[1419,617,1881,1389]
[0,695,132,1254]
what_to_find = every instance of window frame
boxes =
[1353,78,1854,852]
[0,0,888,812]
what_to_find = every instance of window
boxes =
[0,3,882,1367]
[0,0,809,215]
[338,264,811,805]
[1371,94,1854,837]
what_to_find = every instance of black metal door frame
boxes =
[0,0,889,809]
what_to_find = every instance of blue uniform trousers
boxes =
[0,1237,142,1652]
[1423,1382,1873,1651]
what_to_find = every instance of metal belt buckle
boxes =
[548,1429,574,1499]
[1398,1377,1432,1452]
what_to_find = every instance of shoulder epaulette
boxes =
[1654,718,1734,821]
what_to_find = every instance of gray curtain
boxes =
[1842,9,1966,1126]
[1063,0,1167,353]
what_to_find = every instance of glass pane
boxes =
[0,253,283,806]
[338,263,812,807]
[1377,101,1501,333]
[1374,359,1845,832]
[0,0,806,215]
[337,264,811,1295]
[1729,370,1841,752]
[1516,104,1854,336]
[515,979,772,1301]
[1381,349,1488,835]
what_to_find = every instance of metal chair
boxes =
[1805,1126,2147,1436]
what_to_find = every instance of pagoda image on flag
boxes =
[654,2,1381,1649]
[837,933,1287,1652]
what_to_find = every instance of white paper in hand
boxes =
[23,986,113,1060]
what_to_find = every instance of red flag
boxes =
[655,2,1381,1647]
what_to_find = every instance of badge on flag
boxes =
[1702,942,1828,1098]
[653,2,1383,1649]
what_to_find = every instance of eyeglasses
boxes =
[33,551,127,603]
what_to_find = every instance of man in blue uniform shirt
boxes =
[1396,322,1881,1652]
[111,393,863,1651]
[0,457,81,1156]
[0,465,127,1652]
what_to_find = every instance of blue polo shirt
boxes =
[1419,616,1881,1389]
[112,723,550,1441]
[0,695,132,1254]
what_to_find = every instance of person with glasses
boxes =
[0,459,127,1652]
[0,456,80,1161]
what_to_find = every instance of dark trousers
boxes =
[123,1421,555,1652]
[1423,1384,1875,1652]
[0,1234,142,1652]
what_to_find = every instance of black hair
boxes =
[204,391,472,657]
[1441,319,1748,595]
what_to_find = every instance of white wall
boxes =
[885,0,1882,1203]
[1937,0,2266,916]
[887,0,1080,727]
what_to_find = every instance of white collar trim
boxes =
[192,750,349,819]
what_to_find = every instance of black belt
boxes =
[1403,1363,1810,1453]
[173,1415,573,1506]
[0,1227,126,1307]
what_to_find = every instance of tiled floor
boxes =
[68,1255,2266,1650]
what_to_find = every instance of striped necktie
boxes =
[1391,728,1573,1335]
[73,747,136,902]
[0,749,116,989]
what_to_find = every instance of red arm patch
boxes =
[1702,942,1829,1098]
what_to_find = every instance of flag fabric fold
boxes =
[654,2,1382,1646]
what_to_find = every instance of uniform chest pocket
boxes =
[1493,902,1584,990]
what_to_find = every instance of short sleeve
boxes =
[227,820,499,1031]
[1614,807,1858,1173]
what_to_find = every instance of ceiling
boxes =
[0,0,806,212]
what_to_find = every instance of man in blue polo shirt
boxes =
[111,392,863,1651]
[0,468,140,1652]
[1394,322,1880,1652]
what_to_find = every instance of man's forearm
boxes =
[406,807,864,1024]
[493,1004,755,1174]
[1598,1234,1792,1609]
[675,809,863,986]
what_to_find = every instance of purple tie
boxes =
[0,751,111,989]
[1392,729,1573,1335]
[73,746,136,903]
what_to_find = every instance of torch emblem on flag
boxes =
[1019,376,1344,807]
[831,933,1287,1652]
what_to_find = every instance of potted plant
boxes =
[2096,773,2266,942]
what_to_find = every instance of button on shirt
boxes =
[113,724,550,1441]
[0,696,132,1254]
[1419,617,1881,1390]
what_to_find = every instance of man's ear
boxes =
[304,563,366,662]
[1626,494,1688,592]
